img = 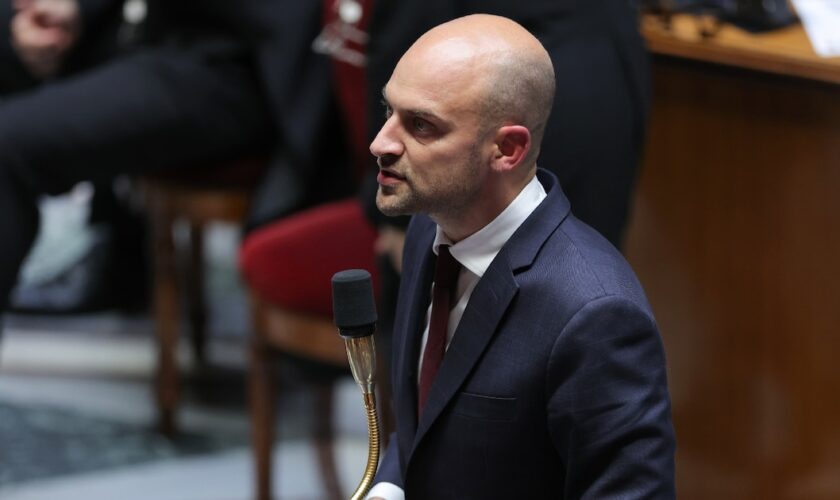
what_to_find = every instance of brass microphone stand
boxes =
[344,335,380,500]
[332,269,381,500]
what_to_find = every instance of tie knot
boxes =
[434,245,461,291]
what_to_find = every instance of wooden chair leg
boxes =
[152,208,179,435]
[187,221,207,366]
[315,383,343,500]
[250,303,276,500]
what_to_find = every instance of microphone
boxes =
[332,269,377,336]
[332,269,380,500]
[332,269,378,395]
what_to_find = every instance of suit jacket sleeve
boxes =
[372,432,403,488]
[547,295,676,498]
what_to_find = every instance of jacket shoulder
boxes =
[524,213,654,319]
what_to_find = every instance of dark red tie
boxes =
[418,245,462,415]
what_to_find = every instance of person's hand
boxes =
[11,0,81,78]
[374,226,406,274]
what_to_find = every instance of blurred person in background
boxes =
[0,0,358,320]
[1,0,148,312]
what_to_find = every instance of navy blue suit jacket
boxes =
[376,170,676,498]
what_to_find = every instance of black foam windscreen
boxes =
[331,269,377,337]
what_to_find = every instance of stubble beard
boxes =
[376,182,417,217]
[375,146,484,220]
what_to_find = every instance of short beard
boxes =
[376,142,484,219]
[375,184,415,217]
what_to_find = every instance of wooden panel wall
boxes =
[625,57,840,499]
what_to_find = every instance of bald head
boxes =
[398,14,556,168]
[372,15,556,238]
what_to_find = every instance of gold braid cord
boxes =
[350,392,380,500]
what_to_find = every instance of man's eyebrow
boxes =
[408,109,439,120]
[381,87,447,124]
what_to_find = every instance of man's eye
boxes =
[412,117,431,132]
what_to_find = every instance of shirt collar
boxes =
[433,174,547,278]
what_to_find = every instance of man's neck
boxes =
[434,168,536,243]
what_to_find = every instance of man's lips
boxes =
[377,169,406,186]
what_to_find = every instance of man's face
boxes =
[370,40,494,221]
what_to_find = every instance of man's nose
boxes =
[370,116,403,160]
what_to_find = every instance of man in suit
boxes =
[364,0,650,250]
[362,0,652,386]
[366,15,675,499]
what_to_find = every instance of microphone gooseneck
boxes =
[332,269,380,500]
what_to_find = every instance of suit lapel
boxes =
[407,170,571,458]
[393,217,436,462]
[411,259,519,452]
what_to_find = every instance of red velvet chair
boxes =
[239,198,382,500]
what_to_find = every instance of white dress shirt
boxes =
[366,174,547,500]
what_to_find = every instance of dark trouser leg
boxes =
[90,177,149,311]
[541,36,649,250]
[0,43,273,310]
[0,163,39,310]
[0,1,42,312]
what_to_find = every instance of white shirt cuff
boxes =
[365,482,405,500]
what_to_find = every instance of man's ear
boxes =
[491,125,531,172]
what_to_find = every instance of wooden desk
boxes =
[626,14,840,499]
[641,13,840,84]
